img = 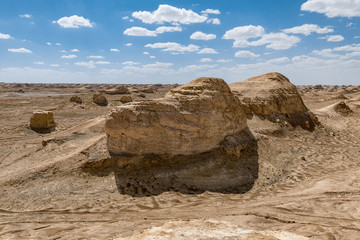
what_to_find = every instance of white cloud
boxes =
[124,27,157,36]
[233,33,301,50]
[71,49,79,52]
[178,64,217,73]
[326,35,345,42]
[150,56,156,59]
[355,36,360,39]
[122,61,140,65]
[312,43,360,59]
[61,54,77,59]
[110,48,120,52]
[53,15,93,28]
[132,4,207,24]
[346,22,353,27]
[8,48,32,53]
[235,50,260,58]
[95,61,110,65]
[55,43,61,46]
[301,0,360,18]
[207,18,220,25]
[60,50,67,53]
[20,14,32,18]
[197,48,218,54]
[87,55,104,59]
[223,25,265,40]
[145,42,200,53]
[201,9,221,14]
[155,26,182,33]
[125,43,133,47]
[75,61,96,69]
[200,58,213,62]
[217,59,233,63]
[283,24,333,36]
[50,64,60,67]
[0,33,12,39]
[267,57,290,64]
[124,26,182,37]
[143,51,150,55]
[46,42,51,45]
[122,16,129,20]
[190,31,216,40]
[33,61,44,65]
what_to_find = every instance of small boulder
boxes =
[334,101,353,116]
[69,96,83,104]
[93,93,108,106]
[120,95,133,104]
[30,111,56,133]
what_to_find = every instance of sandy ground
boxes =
[0,82,359,239]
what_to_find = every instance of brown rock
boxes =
[140,87,155,93]
[30,111,56,133]
[230,72,318,131]
[102,77,258,195]
[119,95,133,104]
[93,93,108,106]
[334,101,353,116]
[69,96,83,104]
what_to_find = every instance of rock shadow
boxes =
[82,128,259,197]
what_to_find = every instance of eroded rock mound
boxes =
[93,93,108,106]
[69,95,83,104]
[119,95,133,104]
[99,77,258,195]
[230,72,318,131]
[30,111,56,133]
[334,101,353,116]
[105,86,129,95]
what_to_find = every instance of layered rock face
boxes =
[30,111,56,133]
[229,72,318,131]
[102,77,258,195]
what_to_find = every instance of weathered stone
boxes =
[140,87,155,93]
[105,86,129,95]
[93,93,108,106]
[30,111,56,133]
[119,95,133,104]
[69,96,83,104]
[101,77,258,195]
[230,72,318,131]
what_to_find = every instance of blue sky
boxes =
[0,0,359,84]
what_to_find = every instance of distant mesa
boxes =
[230,72,319,131]
[30,110,56,133]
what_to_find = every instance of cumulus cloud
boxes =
[95,61,110,65]
[53,15,93,28]
[87,55,104,59]
[0,33,12,39]
[283,24,333,36]
[61,54,77,59]
[223,25,265,40]
[197,48,219,54]
[55,43,61,46]
[145,42,199,53]
[190,31,216,40]
[233,33,301,50]
[143,51,150,55]
[235,50,260,58]
[200,58,213,62]
[122,61,140,65]
[110,48,120,52]
[33,61,44,65]
[201,9,221,14]
[301,0,360,18]
[124,27,157,36]
[124,26,182,37]
[46,42,51,45]
[207,18,220,25]
[75,61,96,69]
[326,35,345,42]
[132,4,207,24]
[8,48,32,53]
[125,43,133,47]
[217,59,233,63]
[20,14,32,18]
[71,49,79,52]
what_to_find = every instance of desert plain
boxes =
[0,73,360,240]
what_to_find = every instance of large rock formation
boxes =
[30,111,56,133]
[101,77,258,196]
[229,72,318,131]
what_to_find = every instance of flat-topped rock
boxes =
[30,111,56,133]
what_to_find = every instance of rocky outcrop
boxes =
[334,101,353,116]
[230,72,318,131]
[30,111,56,133]
[101,77,258,195]
[69,96,83,104]
[93,93,108,106]
[105,86,129,95]
[119,95,133,104]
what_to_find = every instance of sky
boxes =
[0,0,359,85]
